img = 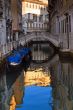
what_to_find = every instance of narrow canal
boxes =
[0,44,73,110]
[15,66,53,110]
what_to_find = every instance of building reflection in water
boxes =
[9,95,16,110]
[24,67,51,86]
[0,66,24,110]
[50,56,73,110]
[9,66,52,110]
[1,49,73,110]
[16,65,53,110]
[0,45,53,110]
[9,71,24,110]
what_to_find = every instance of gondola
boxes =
[6,47,32,70]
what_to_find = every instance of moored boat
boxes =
[6,47,32,70]
[7,52,22,66]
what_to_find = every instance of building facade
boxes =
[0,0,12,54]
[22,0,49,34]
[48,0,73,49]
[11,0,22,42]
[0,0,22,55]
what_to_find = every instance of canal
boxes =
[0,44,73,110]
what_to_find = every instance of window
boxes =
[35,23,37,28]
[41,7,43,10]
[43,24,44,28]
[39,15,43,22]
[44,7,46,11]
[33,4,34,8]
[59,22,60,33]
[34,4,36,9]
[63,19,65,33]
[45,14,48,21]
[61,21,63,33]
[36,4,37,9]
[30,23,32,28]
[63,20,64,33]
[27,22,29,28]
[33,14,37,22]
[42,24,43,29]
[13,33,16,41]
[28,13,30,19]
[65,19,67,33]
[69,15,71,32]
[29,3,31,8]
[39,24,40,28]
[39,5,40,9]
[33,23,34,28]
[26,2,28,7]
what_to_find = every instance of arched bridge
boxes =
[19,32,60,49]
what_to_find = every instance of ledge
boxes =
[59,49,73,62]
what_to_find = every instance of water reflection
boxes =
[0,66,24,110]
[32,43,54,62]
[16,86,53,110]
[1,47,73,110]
[24,67,51,86]
[50,56,73,110]
[15,66,53,110]
[10,95,16,110]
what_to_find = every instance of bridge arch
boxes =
[19,32,60,50]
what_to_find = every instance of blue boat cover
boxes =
[7,53,22,63]
[7,48,31,63]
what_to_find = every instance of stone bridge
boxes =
[0,32,60,59]
[19,32,60,48]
